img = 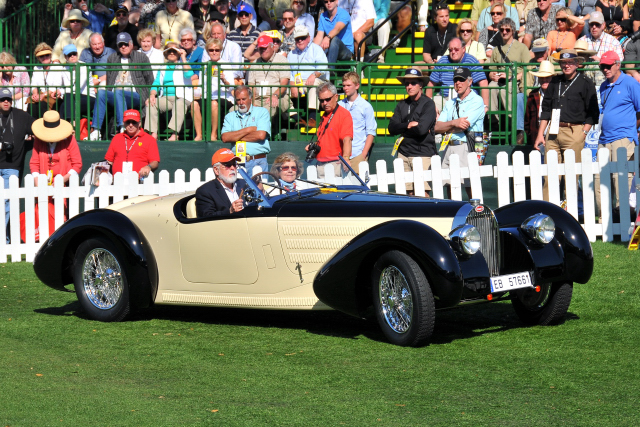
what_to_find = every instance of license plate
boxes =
[490,272,533,293]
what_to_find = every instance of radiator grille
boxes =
[466,207,501,277]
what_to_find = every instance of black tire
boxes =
[371,250,435,347]
[511,282,573,326]
[73,236,131,322]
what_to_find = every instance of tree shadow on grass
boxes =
[35,299,580,347]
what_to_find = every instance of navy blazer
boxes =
[195,178,246,217]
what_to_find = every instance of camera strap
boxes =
[0,111,13,141]
[317,104,339,142]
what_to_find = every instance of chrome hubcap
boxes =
[518,283,551,310]
[82,248,123,310]
[379,265,413,334]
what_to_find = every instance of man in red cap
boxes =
[104,109,159,180]
[595,51,640,213]
[247,34,291,119]
[195,148,247,217]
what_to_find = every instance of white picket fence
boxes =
[1,147,638,263]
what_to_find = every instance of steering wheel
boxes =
[251,171,283,195]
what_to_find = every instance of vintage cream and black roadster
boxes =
[34,160,593,347]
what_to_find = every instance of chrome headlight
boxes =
[521,214,555,244]
[449,224,481,255]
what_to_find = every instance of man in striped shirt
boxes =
[227,4,261,58]
[426,37,489,114]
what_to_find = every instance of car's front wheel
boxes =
[511,282,573,326]
[73,237,130,322]
[372,250,435,347]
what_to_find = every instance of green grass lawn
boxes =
[1,241,639,426]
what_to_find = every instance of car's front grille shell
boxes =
[466,207,501,277]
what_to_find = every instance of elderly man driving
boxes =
[195,148,247,217]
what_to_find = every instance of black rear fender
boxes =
[313,220,464,318]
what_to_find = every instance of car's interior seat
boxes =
[186,197,197,219]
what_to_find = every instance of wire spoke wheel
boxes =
[82,248,124,310]
[511,282,573,326]
[379,265,413,334]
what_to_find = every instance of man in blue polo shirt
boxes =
[595,51,640,213]
[426,37,489,113]
[313,0,354,67]
[79,33,115,92]
[221,85,272,174]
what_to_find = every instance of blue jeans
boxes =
[1,169,19,243]
[245,156,269,176]
[93,89,141,129]
[517,93,525,131]
[325,37,353,67]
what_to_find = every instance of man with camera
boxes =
[0,88,35,242]
[434,68,485,199]
[305,82,352,179]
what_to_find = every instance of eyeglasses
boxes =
[325,0,337,3]
[460,29,473,34]
[556,18,567,23]
[283,17,295,21]
[221,161,238,168]
[38,54,51,59]
[0,98,11,103]
[118,43,129,48]
[404,81,420,86]
[589,22,601,27]
[238,12,250,17]
[293,0,305,4]
[181,38,194,43]
[500,28,512,33]
[116,12,128,17]
[208,48,222,52]
[490,12,503,16]
[319,95,335,103]
[65,52,78,57]
[165,0,177,3]
[258,46,270,51]
[124,120,139,126]
[599,63,614,70]
[450,47,463,52]
[560,61,577,66]
[280,166,298,171]
[69,20,81,24]
[537,0,549,2]
[294,37,307,42]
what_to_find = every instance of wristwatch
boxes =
[583,130,589,135]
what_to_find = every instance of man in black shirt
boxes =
[105,6,139,51]
[534,49,599,201]
[422,5,457,66]
[0,88,35,242]
[388,69,438,197]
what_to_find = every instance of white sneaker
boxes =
[90,129,101,141]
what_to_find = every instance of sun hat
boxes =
[293,26,309,38]
[61,9,90,29]
[32,111,74,143]
[530,60,557,77]
[35,49,53,57]
[208,10,226,23]
[396,68,430,83]
[555,49,585,64]
[212,148,241,165]
[573,39,597,57]
[600,51,620,65]
[163,40,181,56]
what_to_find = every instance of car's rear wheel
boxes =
[511,282,573,326]
[372,250,435,347]
[73,237,130,322]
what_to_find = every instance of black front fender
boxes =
[33,209,158,309]
[494,200,593,284]
[313,220,464,318]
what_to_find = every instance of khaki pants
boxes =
[594,137,635,213]
[145,96,191,134]
[316,160,345,179]
[253,94,292,118]
[350,151,370,175]
[543,124,585,201]
[489,81,518,118]
[398,153,432,193]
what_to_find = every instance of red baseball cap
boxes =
[600,51,620,65]
[211,148,241,165]
[123,109,141,122]
[257,35,273,48]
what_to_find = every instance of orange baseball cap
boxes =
[211,148,241,165]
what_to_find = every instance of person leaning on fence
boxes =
[247,35,291,121]
[313,0,355,66]
[535,49,599,201]
[221,85,272,173]
[28,43,64,120]
[60,44,95,122]
[306,81,353,178]
[338,72,375,175]
[422,5,458,66]
[105,6,140,51]
[434,68,485,200]
[595,51,640,214]
[488,18,529,145]
[195,148,247,217]
[388,68,437,197]
[155,0,195,46]
[90,33,154,141]
[426,37,489,114]
[0,52,30,112]
[288,25,329,128]
[0,88,35,243]
[192,38,235,141]
[105,109,160,179]
[145,40,195,141]
[52,9,93,64]
[525,60,556,146]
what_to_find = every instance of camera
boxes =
[1,140,13,155]
[305,141,321,162]
[629,30,640,43]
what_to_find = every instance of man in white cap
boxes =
[287,26,329,128]
[577,11,623,72]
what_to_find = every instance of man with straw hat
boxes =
[525,60,556,147]
[534,49,599,201]
[388,68,437,197]
[52,9,93,63]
